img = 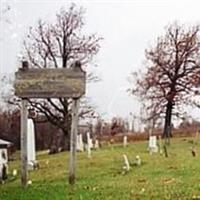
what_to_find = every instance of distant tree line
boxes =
[0,109,128,150]
[0,108,59,151]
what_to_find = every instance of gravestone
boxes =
[135,155,141,166]
[76,134,84,152]
[122,154,130,171]
[87,133,93,149]
[12,169,17,177]
[149,136,158,154]
[123,135,128,147]
[158,135,163,154]
[86,132,92,158]
[27,119,36,170]
[94,139,99,149]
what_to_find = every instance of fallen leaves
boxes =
[162,178,176,185]
[167,165,178,170]
[137,178,147,183]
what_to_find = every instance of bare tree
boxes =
[20,4,101,150]
[130,23,200,143]
[0,3,11,23]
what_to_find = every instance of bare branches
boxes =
[20,4,101,137]
[130,22,200,138]
[24,4,101,70]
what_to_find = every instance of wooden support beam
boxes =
[21,99,28,187]
[69,98,80,185]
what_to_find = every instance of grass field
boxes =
[1,137,200,200]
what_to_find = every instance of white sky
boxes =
[0,0,200,122]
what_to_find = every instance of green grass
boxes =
[1,137,200,200]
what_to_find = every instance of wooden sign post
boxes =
[14,61,86,187]
[20,98,28,187]
[69,99,79,185]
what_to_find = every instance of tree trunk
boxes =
[163,101,173,144]
[62,98,71,151]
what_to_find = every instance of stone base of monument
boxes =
[149,146,158,154]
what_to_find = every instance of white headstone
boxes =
[27,119,36,168]
[135,155,141,166]
[86,132,92,158]
[77,134,84,152]
[12,169,17,176]
[89,137,93,149]
[129,121,132,132]
[149,136,158,154]
[94,139,99,149]
[80,134,84,151]
[158,135,163,154]
[76,135,80,151]
[123,154,130,171]
[123,135,128,147]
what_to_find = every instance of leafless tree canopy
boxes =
[24,5,101,69]
[130,23,200,140]
[22,4,102,149]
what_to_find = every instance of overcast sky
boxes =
[1,0,200,122]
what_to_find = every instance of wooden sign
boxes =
[14,67,86,98]
[15,61,84,187]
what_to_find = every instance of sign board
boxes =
[14,67,86,98]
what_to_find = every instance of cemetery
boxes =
[0,137,200,199]
[1,1,200,200]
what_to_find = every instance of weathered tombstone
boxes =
[27,118,36,170]
[76,134,84,152]
[122,154,130,171]
[123,135,128,148]
[135,155,141,166]
[89,139,93,150]
[149,135,158,154]
[86,132,92,158]
[12,169,17,177]
[14,61,86,186]
[80,134,84,151]
[94,139,99,149]
[158,135,163,154]
[76,134,80,152]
